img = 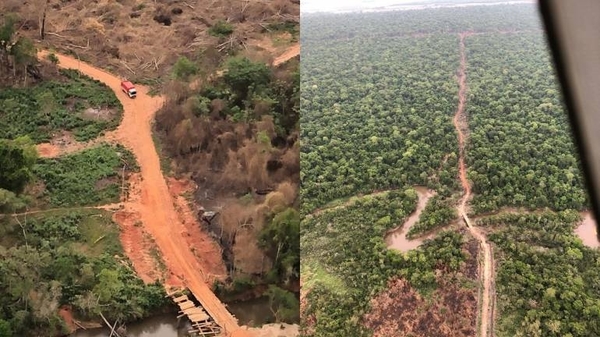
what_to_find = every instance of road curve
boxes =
[452,33,495,337]
[37,51,251,337]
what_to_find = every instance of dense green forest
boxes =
[301,3,597,337]
[301,5,541,42]
[465,32,587,213]
[300,33,460,212]
[477,212,600,336]
[406,195,457,239]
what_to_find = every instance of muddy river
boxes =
[576,212,600,249]
[385,187,435,252]
[72,297,275,337]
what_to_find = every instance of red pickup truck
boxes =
[120,80,137,98]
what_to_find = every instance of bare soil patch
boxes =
[58,305,76,334]
[246,323,299,337]
[35,130,119,158]
[82,107,117,121]
[364,278,477,337]
[113,209,164,284]
[167,176,228,284]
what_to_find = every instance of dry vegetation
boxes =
[156,105,299,278]
[2,0,299,82]
[363,278,477,337]
[362,237,480,337]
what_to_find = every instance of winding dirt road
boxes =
[37,51,251,337]
[452,33,495,337]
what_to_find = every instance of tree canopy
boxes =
[0,136,36,194]
[301,3,596,336]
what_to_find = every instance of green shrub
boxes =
[172,56,198,81]
[208,21,234,37]
[33,144,137,207]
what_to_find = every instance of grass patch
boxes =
[301,260,348,295]
[33,144,138,207]
[152,127,172,176]
[0,68,122,143]
[76,211,122,256]
[145,232,167,274]
[6,209,121,256]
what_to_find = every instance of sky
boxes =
[301,0,420,13]
[300,0,536,13]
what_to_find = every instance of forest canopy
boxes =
[301,3,595,337]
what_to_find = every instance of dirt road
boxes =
[38,51,251,337]
[273,43,300,66]
[452,33,495,337]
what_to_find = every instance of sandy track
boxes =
[273,43,300,66]
[452,33,494,337]
[37,51,250,336]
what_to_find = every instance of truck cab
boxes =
[120,80,137,98]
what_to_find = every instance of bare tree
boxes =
[39,0,50,40]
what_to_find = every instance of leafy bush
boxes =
[172,56,198,81]
[208,21,234,37]
[223,57,272,102]
[266,21,298,36]
[0,137,37,193]
[259,208,300,283]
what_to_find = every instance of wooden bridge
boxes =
[167,288,223,336]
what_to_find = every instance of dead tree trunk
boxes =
[40,0,50,40]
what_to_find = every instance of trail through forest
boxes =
[452,33,495,337]
[37,51,252,337]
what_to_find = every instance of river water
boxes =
[385,187,435,252]
[576,212,600,249]
[72,297,275,337]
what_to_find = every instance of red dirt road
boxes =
[452,33,494,337]
[38,51,250,336]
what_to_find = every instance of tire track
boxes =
[452,32,495,337]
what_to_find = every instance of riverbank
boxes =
[63,291,300,337]
[69,309,299,337]
[384,186,435,252]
